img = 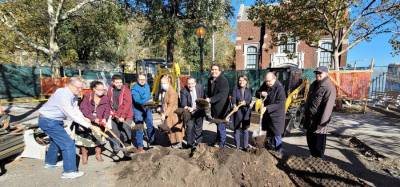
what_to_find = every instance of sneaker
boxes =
[61,171,85,179]
[44,161,63,169]
[171,142,182,149]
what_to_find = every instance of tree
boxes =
[128,0,233,64]
[248,0,400,70]
[0,0,116,73]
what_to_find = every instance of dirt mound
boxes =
[114,144,293,187]
[280,156,366,186]
[113,144,366,187]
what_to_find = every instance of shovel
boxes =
[97,122,129,153]
[252,97,267,138]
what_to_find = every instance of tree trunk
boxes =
[334,49,340,70]
[49,23,61,77]
[166,37,174,63]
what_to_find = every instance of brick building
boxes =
[235,4,347,70]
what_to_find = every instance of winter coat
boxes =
[180,84,205,108]
[162,87,184,144]
[231,87,252,129]
[304,77,336,134]
[256,80,286,136]
[107,85,133,120]
[131,83,152,121]
[79,93,110,125]
[207,74,230,118]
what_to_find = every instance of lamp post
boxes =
[195,25,207,73]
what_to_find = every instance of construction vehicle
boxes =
[135,58,182,103]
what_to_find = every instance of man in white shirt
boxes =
[38,77,101,179]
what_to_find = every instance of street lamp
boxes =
[195,25,207,73]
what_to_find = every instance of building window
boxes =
[319,42,332,67]
[279,37,296,53]
[246,46,257,69]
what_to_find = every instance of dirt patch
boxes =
[280,156,366,186]
[112,144,367,187]
[114,144,293,187]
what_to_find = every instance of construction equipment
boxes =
[135,59,181,104]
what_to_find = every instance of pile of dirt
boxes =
[114,144,293,186]
[113,144,366,186]
[280,156,366,186]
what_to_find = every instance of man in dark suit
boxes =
[256,72,286,154]
[180,78,205,148]
[206,64,230,148]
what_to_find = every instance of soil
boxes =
[279,156,366,186]
[112,144,366,187]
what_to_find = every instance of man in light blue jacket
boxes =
[132,73,155,153]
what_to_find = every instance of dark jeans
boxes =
[38,116,77,173]
[134,109,155,148]
[216,123,227,147]
[234,129,249,149]
[306,131,327,158]
[266,130,282,151]
[185,114,204,147]
[109,118,132,151]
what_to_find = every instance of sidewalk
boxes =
[330,111,400,159]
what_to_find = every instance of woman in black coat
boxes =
[231,75,253,150]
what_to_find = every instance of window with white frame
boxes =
[279,37,296,53]
[319,42,332,67]
[246,46,257,69]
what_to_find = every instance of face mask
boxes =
[161,83,169,90]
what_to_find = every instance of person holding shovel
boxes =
[180,77,205,148]
[132,73,155,153]
[256,72,286,154]
[206,64,230,148]
[231,75,253,151]
[159,75,184,148]
[107,75,134,155]
[75,81,110,164]
[38,77,102,179]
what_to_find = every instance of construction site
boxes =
[0,60,399,187]
[1,0,400,187]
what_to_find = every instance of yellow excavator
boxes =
[135,59,182,104]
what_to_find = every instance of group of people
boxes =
[37,64,336,179]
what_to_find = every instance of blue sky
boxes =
[230,0,400,67]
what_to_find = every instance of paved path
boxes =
[330,112,400,159]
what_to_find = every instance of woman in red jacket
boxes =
[76,81,110,164]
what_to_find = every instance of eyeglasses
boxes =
[315,72,322,75]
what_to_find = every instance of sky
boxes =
[230,0,400,67]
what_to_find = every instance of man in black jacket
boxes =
[256,72,286,153]
[206,64,230,148]
[304,66,336,158]
[180,78,205,148]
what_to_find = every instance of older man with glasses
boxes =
[38,77,101,179]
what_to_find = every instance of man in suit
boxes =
[256,72,286,154]
[180,78,205,148]
[206,64,230,148]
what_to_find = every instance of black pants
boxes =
[306,131,327,158]
[110,118,132,151]
[185,111,204,147]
